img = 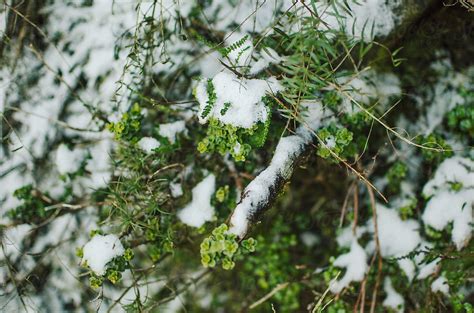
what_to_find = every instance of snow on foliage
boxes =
[229,134,308,236]
[1,0,472,311]
[383,277,405,313]
[422,157,474,249]
[229,103,328,237]
[431,276,450,295]
[329,239,368,293]
[82,234,124,275]
[195,71,282,128]
[138,137,161,154]
[314,0,402,41]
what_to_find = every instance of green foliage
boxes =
[215,185,229,203]
[193,32,250,60]
[200,224,256,270]
[450,294,473,313]
[447,103,474,138]
[241,219,302,311]
[416,133,453,164]
[323,90,343,111]
[106,103,143,142]
[89,275,104,289]
[201,79,217,119]
[80,242,134,288]
[220,101,231,116]
[5,0,472,311]
[316,124,354,162]
[89,229,104,238]
[7,185,51,224]
[399,198,417,220]
[197,117,269,161]
[387,161,408,193]
[279,12,359,107]
[124,248,134,261]
[450,181,463,192]
[221,35,250,58]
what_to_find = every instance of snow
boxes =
[159,121,187,144]
[2,224,32,258]
[178,174,216,227]
[249,48,283,75]
[397,259,416,281]
[422,190,473,250]
[419,59,468,134]
[383,278,404,313]
[170,182,183,198]
[138,137,161,154]
[195,71,282,129]
[207,0,285,33]
[431,276,449,295]
[336,226,366,247]
[329,239,368,293]
[300,232,319,248]
[422,157,474,250]
[299,101,329,133]
[344,0,402,41]
[82,234,125,275]
[338,70,401,115]
[334,205,422,280]
[55,144,86,175]
[82,138,113,190]
[417,258,440,280]
[369,205,421,258]
[310,1,402,41]
[423,157,474,196]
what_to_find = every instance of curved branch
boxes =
[228,127,313,238]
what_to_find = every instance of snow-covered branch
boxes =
[229,104,327,238]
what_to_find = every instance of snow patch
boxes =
[383,277,404,313]
[422,190,473,250]
[55,144,86,175]
[369,205,421,258]
[178,174,216,227]
[417,258,440,280]
[170,182,184,198]
[431,276,449,295]
[329,239,368,293]
[159,121,187,144]
[249,48,283,75]
[138,137,161,154]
